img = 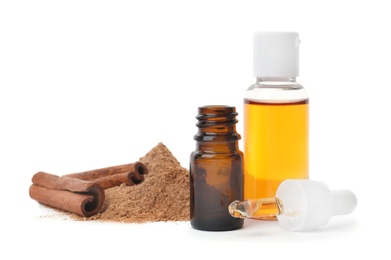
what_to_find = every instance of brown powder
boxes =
[76,142,190,223]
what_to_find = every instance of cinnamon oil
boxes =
[243,99,309,200]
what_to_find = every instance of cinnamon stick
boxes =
[29,172,105,217]
[30,161,148,216]
[65,161,147,182]
[91,171,144,189]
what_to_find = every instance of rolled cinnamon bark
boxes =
[29,172,105,217]
[65,161,147,181]
[29,161,148,216]
[92,171,144,189]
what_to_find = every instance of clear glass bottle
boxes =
[243,32,309,220]
[190,105,244,231]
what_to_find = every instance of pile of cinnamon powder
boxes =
[79,142,190,223]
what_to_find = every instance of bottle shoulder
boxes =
[191,151,243,160]
[245,82,308,103]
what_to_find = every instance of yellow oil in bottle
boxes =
[243,99,309,206]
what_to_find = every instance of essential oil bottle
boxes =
[190,105,244,231]
[243,32,309,219]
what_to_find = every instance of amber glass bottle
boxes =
[190,105,244,231]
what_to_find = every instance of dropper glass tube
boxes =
[229,198,284,220]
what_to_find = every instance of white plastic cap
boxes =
[253,31,300,77]
[276,179,357,231]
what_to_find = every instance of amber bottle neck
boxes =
[194,105,241,153]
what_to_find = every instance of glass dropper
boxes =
[228,179,357,231]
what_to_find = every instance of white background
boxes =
[1,0,390,259]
